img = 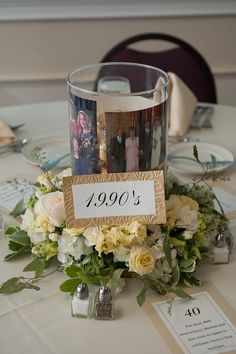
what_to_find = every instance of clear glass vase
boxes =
[67,62,169,175]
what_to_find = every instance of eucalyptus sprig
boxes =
[0,266,61,294]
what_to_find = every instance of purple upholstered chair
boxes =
[100,33,217,103]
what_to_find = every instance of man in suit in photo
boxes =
[110,128,126,172]
[140,120,152,171]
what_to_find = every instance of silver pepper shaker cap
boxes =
[98,286,112,302]
[76,283,89,299]
[214,233,226,248]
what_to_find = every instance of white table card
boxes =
[63,170,166,228]
[143,283,236,354]
[0,177,35,214]
[153,291,236,354]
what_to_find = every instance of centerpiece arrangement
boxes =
[0,160,228,306]
[0,63,230,316]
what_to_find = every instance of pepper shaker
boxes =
[213,233,229,264]
[94,285,114,320]
[71,283,93,319]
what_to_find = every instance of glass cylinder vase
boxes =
[67,62,169,175]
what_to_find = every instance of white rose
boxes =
[35,191,65,227]
[21,207,36,231]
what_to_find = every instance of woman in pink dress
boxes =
[125,126,139,172]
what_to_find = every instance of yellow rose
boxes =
[129,246,155,276]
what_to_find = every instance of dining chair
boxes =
[100,33,217,103]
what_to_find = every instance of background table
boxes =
[0,102,236,354]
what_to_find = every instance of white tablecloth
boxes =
[0,101,236,354]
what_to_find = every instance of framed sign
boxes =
[63,170,166,228]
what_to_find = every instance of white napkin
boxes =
[168,72,198,136]
[0,120,15,146]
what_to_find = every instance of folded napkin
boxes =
[168,72,198,136]
[0,120,15,146]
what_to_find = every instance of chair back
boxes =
[100,33,217,103]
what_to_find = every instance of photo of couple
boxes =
[106,102,167,173]
[69,94,99,175]
[69,95,167,176]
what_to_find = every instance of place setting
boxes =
[168,141,235,175]
[21,136,71,170]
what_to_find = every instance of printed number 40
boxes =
[185,307,200,317]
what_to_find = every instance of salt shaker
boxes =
[213,233,229,264]
[94,285,113,320]
[71,283,93,319]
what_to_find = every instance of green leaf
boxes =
[10,199,25,217]
[4,246,31,261]
[59,278,81,295]
[180,258,194,268]
[181,273,201,287]
[192,246,201,260]
[65,264,80,278]
[171,264,180,286]
[150,279,170,295]
[23,258,45,278]
[137,284,149,307]
[179,258,196,273]
[193,145,199,162]
[110,268,125,294]
[0,277,26,294]
[24,283,40,291]
[4,227,20,235]
[169,185,186,196]
[170,237,186,247]
[8,230,30,246]
[171,287,192,299]
[99,276,110,285]
[163,234,172,269]
[211,154,216,166]
[8,240,23,251]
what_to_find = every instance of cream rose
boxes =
[35,191,65,227]
[129,246,155,276]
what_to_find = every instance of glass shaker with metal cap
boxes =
[71,283,93,318]
[94,285,114,320]
[213,232,229,264]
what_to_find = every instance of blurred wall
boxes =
[0,15,235,106]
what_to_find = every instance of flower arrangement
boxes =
[0,164,229,306]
